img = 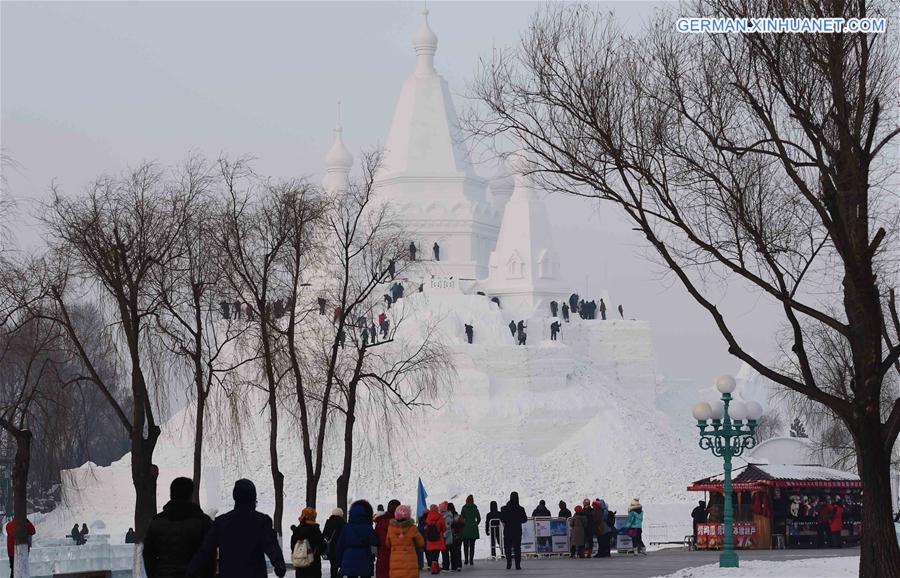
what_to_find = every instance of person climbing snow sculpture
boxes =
[464,323,474,344]
[433,242,440,262]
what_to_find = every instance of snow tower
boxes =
[374,10,499,280]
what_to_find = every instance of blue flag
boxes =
[417,478,428,517]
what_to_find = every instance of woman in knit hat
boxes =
[322,508,345,578]
[422,504,447,574]
[568,506,586,558]
[290,507,326,577]
[625,499,645,555]
[385,505,424,578]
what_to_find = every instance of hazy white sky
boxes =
[1,0,782,387]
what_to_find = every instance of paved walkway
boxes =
[287,547,858,578]
[426,548,858,577]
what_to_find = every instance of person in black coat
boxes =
[290,508,326,578]
[561,303,570,322]
[531,500,551,517]
[500,492,527,570]
[550,301,558,317]
[144,477,213,578]
[508,320,516,337]
[484,501,502,559]
[465,323,474,344]
[558,501,572,519]
[690,500,708,543]
[322,509,346,578]
[187,479,286,578]
[568,293,579,314]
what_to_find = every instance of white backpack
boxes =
[292,538,315,568]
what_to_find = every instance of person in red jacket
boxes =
[422,504,447,574]
[374,499,400,578]
[829,496,845,548]
[5,517,36,571]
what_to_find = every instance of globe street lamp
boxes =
[691,375,763,568]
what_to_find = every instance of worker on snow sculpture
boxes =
[465,323,474,344]
[433,242,440,261]
[550,320,561,341]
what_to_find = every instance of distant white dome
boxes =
[325,126,353,169]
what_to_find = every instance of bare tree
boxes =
[307,153,451,512]
[0,260,73,577]
[41,162,201,571]
[470,1,899,574]
[153,157,254,503]
[213,158,317,537]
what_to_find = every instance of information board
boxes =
[521,517,569,555]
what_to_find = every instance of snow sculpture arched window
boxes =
[538,249,556,279]
[507,251,524,279]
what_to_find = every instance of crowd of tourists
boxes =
[136,477,648,578]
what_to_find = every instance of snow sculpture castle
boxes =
[329,11,567,314]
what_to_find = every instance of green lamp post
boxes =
[692,375,764,568]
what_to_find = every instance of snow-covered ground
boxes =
[36,289,719,558]
[653,556,859,578]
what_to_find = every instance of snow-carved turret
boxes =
[375,10,499,279]
[484,153,569,315]
[323,123,353,193]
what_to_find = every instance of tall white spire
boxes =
[413,9,438,76]
[323,102,353,193]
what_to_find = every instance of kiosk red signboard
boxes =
[695,522,758,550]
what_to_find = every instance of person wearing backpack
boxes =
[385,505,424,578]
[423,504,446,574]
[290,508,325,577]
[459,495,481,566]
[446,503,464,571]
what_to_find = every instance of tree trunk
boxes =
[12,430,32,578]
[854,419,900,578]
[305,456,318,510]
[191,350,206,504]
[132,430,160,542]
[192,392,205,505]
[336,382,358,516]
[269,385,284,537]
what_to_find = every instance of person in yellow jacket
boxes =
[385,505,424,578]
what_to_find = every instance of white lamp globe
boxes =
[716,374,737,394]
[745,400,764,421]
[729,400,748,421]
[710,400,725,420]
[692,402,713,421]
